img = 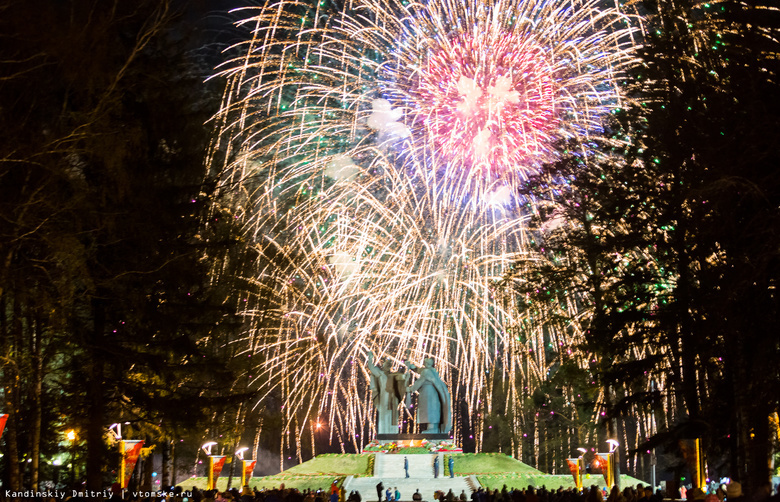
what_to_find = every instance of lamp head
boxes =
[109,423,122,440]
[201,442,218,456]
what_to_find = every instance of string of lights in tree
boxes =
[208,0,641,452]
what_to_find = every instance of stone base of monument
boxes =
[376,433,451,441]
[374,434,460,450]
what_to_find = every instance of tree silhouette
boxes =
[515,0,780,487]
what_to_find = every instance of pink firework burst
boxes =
[416,31,556,175]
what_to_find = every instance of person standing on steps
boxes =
[433,455,440,478]
[376,482,384,502]
[448,456,454,478]
[404,456,409,478]
[395,487,401,502]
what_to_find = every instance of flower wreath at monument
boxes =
[363,440,397,452]
[428,440,461,452]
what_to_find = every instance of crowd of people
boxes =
[11,479,779,502]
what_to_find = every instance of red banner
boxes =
[566,458,581,490]
[593,453,609,470]
[0,414,8,439]
[212,455,227,480]
[244,460,257,481]
[595,453,610,486]
[122,440,145,489]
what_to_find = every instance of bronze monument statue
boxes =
[404,353,452,434]
[366,352,408,434]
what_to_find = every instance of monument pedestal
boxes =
[376,433,451,441]
[375,433,455,449]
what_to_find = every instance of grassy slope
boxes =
[449,453,544,475]
[283,454,372,475]
[449,454,645,490]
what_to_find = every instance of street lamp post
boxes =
[202,442,227,491]
[650,450,657,490]
[577,448,587,490]
[650,381,657,490]
[236,447,256,487]
[607,440,620,489]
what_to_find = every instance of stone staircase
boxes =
[343,453,479,502]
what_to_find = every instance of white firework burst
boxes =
[208,0,640,452]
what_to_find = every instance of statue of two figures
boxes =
[367,351,452,435]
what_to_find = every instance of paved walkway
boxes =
[343,453,478,502]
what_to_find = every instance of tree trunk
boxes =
[141,440,153,491]
[227,403,246,489]
[671,163,701,422]
[86,298,106,491]
[30,309,43,491]
[226,437,239,490]
[161,440,170,488]
[745,401,770,494]
[171,442,177,487]
[1,293,22,491]
[3,381,21,491]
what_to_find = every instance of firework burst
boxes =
[415,30,556,173]
[209,0,640,452]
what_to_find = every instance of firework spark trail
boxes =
[209,0,640,451]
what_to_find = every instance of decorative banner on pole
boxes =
[0,414,8,439]
[679,439,706,489]
[208,455,227,490]
[120,440,145,489]
[595,453,613,487]
[241,459,257,486]
[566,458,582,490]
